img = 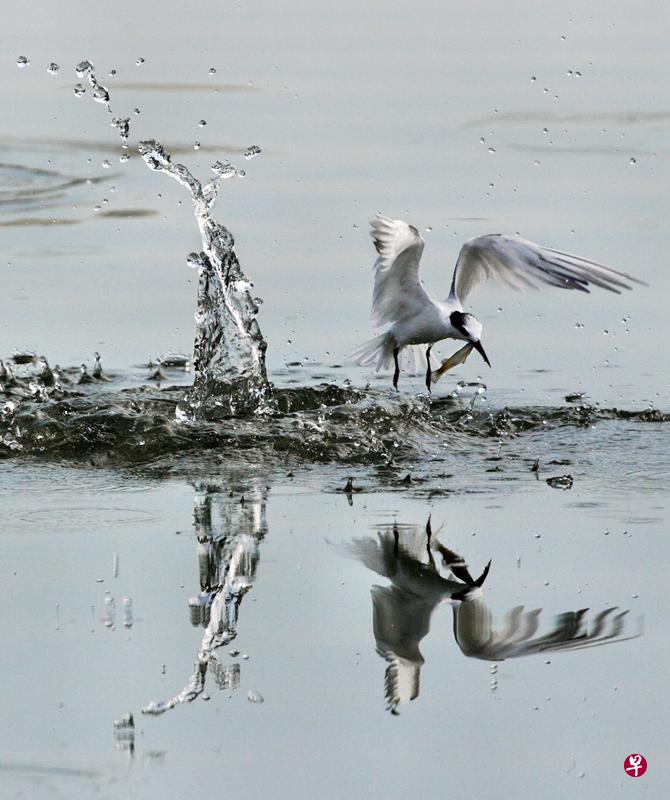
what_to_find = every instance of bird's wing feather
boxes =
[370,215,432,326]
[450,234,645,302]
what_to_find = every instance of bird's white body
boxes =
[352,214,643,390]
[389,298,460,348]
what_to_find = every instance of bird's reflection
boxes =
[348,518,640,714]
[142,482,267,715]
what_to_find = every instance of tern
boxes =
[352,215,645,392]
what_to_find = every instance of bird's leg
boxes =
[393,522,399,558]
[392,347,400,391]
[425,346,432,394]
[426,515,436,569]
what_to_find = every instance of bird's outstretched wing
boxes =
[449,234,645,303]
[370,215,432,326]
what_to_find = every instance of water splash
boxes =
[137,140,273,418]
[63,59,272,419]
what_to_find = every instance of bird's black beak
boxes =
[473,340,491,367]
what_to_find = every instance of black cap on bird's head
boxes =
[450,311,492,368]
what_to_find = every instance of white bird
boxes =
[352,215,645,392]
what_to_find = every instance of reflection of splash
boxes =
[142,482,267,715]
[348,519,641,714]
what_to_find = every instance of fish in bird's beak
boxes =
[473,340,491,368]
[430,342,474,384]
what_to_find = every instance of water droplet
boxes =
[244,144,261,160]
[530,75,536,82]
[575,322,584,329]
[16,56,30,69]
[73,84,86,97]
[209,67,217,75]
[534,533,541,539]
[133,107,140,115]
[102,160,112,169]
[193,141,201,150]
[629,156,637,165]
[186,252,207,270]
[46,62,59,75]
[119,153,129,163]
[92,85,110,104]
[136,57,145,66]
[75,60,94,78]
[488,147,496,154]
[247,690,264,704]
[109,69,117,76]
[533,159,541,166]
[111,117,130,139]
[211,160,237,179]
[198,119,207,127]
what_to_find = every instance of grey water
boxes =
[2,1,670,798]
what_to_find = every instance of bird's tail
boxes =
[348,332,396,371]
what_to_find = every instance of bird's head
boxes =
[449,311,491,367]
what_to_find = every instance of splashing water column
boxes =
[137,140,274,419]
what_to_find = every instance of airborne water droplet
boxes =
[198,119,207,127]
[47,62,60,75]
[193,141,201,150]
[92,85,110,104]
[629,156,637,165]
[73,84,86,97]
[244,145,261,160]
[136,57,145,66]
[211,160,237,179]
[209,67,217,75]
[102,160,112,169]
[119,153,129,163]
[75,60,94,78]
[247,690,264,704]
[488,147,496,154]
[16,56,30,69]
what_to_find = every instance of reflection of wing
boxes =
[372,585,434,712]
[453,602,639,660]
[450,234,644,303]
[370,216,431,326]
